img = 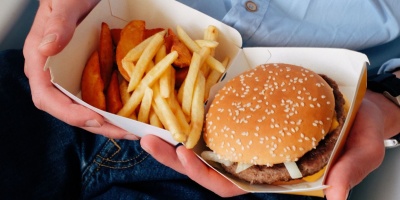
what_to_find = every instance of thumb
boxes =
[38,0,98,56]
[324,100,385,200]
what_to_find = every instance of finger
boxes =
[38,0,99,56]
[25,61,106,127]
[176,146,246,197]
[324,142,385,200]
[140,135,186,174]
[84,122,139,140]
[23,0,111,132]
[324,100,385,200]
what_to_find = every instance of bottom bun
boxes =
[220,74,346,184]
[271,179,305,186]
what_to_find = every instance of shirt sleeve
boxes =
[378,59,400,73]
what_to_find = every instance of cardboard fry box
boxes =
[46,0,369,197]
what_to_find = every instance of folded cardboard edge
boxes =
[197,48,369,195]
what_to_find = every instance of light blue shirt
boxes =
[177,0,400,71]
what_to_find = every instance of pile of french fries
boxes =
[81,20,229,148]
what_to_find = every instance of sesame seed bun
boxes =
[203,63,345,184]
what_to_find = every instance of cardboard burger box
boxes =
[45,0,369,197]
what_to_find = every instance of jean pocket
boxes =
[82,139,150,189]
[93,139,149,169]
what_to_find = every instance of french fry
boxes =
[155,45,171,98]
[127,33,165,92]
[204,25,219,40]
[205,55,225,73]
[81,50,106,110]
[119,79,130,105]
[159,67,172,98]
[144,28,165,39]
[185,73,206,149]
[117,51,178,117]
[176,25,201,53]
[177,25,225,73]
[203,25,219,55]
[138,87,153,123]
[195,40,219,48]
[204,56,229,100]
[149,108,163,128]
[99,22,114,89]
[180,48,210,116]
[168,91,190,133]
[106,70,123,114]
[150,103,165,126]
[82,21,227,147]
[152,84,186,142]
[200,25,219,77]
[120,77,138,119]
[116,20,145,81]
[122,30,167,78]
[124,31,166,62]
[155,44,167,63]
[145,60,155,74]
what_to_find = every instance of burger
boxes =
[201,63,347,184]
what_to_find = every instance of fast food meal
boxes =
[81,20,228,148]
[201,63,348,184]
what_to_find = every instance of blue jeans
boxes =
[0,50,320,200]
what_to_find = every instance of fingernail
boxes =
[124,134,139,140]
[175,143,183,149]
[85,119,101,127]
[39,34,57,47]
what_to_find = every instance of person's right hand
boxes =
[23,0,138,140]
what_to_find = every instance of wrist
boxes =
[393,69,400,78]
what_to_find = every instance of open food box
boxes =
[45,0,369,197]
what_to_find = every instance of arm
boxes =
[23,0,138,140]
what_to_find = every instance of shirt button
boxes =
[245,1,258,12]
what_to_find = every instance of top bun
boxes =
[204,63,335,166]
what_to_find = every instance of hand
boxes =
[23,0,138,140]
[323,99,384,199]
[140,135,247,197]
[324,90,397,200]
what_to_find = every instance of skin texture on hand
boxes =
[23,0,138,140]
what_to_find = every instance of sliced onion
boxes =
[235,163,253,173]
[201,151,233,166]
[283,161,303,179]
